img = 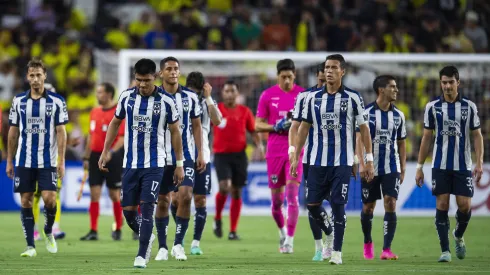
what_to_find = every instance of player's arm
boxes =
[82,134,91,170]
[288,93,306,155]
[192,117,205,171]
[203,83,222,126]
[470,103,483,183]
[353,94,374,181]
[99,117,122,171]
[56,124,67,179]
[6,126,19,178]
[245,107,265,159]
[397,113,407,183]
[169,121,184,185]
[355,131,364,174]
[416,103,435,186]
[255,93,276,132]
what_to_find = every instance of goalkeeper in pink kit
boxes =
[255,59,304,253]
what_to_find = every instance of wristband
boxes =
[416,163,423,169]
[354,155,359,165]
[205,97,214,106]
[288,146,296,154]
[366,153,374,162]
[176,160,184,167]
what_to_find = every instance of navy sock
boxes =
[331,203,346,252]
[306,205,333,235]
[435,209,450,252]
[361,211,373,244]
[383,212,397,250]
[170,204,177,223]
[43,206,57,235]
[21,208,35,248]
[193,207,207,241]
[155,216,169,249]
[123,210,140,234]
[308,211,322,240]
[455,209,471,238]
[174,216,189,246]
[137,203,154,258]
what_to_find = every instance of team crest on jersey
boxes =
[182,98,190,112]
[362,188,369,199]
[340,99,349,112]
[393,117,401,128]
[461,108,468,120]
[153,102,161,115]
[271,174,278,184]
[45,104,53,116]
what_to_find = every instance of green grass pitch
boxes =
[0,213,489,274]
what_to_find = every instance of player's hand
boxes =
[68,137,81,147]
[273,117,291,133]
[196,155,206,173]
[290,156,299,178]
[106,150,113,163]
[83,159,89,171]
[174,166,184,186]
[415,168,424,187]
[6,162,14,179]
[256,144,265,161]
[203,83,212,98]
[98,151,110,172]
[364,161,374,182]
[400,169,405,184]
[473,163,483,184]
[57,162,65,180]
[359,163,368,182]
[352,163,358,180]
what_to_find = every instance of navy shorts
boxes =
[306,165,351,205]
[121,167,164,207]
[160,160,195,194]
[361,172,400,203]
[14,167,58,193]
[193,163,211,195]
[432,168,473,198]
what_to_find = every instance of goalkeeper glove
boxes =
[273,117,292,132]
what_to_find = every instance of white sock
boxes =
[53,222,60,230]
[191,240,200,248]
[285,236,294,246]
[315,239,323,251]
[279,227,287,239]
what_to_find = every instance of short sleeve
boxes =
[55,98,69,125]
[301,93,314,124]
[191,95,202,119]
[166,96,180,124]
[292,92,307,122]
[8,98,19,126]
[245,107,255,132]
[397,113,407,140]
[469,102,481,130]
[423,103,435,129]
[256,92,269,119]
[115,92,127,119]
[352,93,366,126]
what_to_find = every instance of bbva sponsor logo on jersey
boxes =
[182,98,190,112]
[28,118,44,124]
[133,115,151,122]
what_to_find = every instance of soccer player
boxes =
[290,54,374,265]
[185,72,222,255]
[356,75,406,260]
[255,59,305,253]
[7,59,68,257]
[98,58,184,268]
[154,57,205,262]
[289,63,334,261]
[415,66,484,262]
[80,82,124,241]
[213,80,263,240]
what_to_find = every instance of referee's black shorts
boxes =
[89,150,123,189]
[214,151,248,187]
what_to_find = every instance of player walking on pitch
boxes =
[185,72,222,255]
[80,83,125,241]
[291,54,374,265]
[289,63,334,261]
[154,57,205,262]
[256,59,305,253]
[356,75,407,260]
[99,58,184,268]
[415,66,484,262]
[7,60,68,257]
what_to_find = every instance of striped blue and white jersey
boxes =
[358,102,406,176]
[424,95,480,171]
[302,85,366,167]
[164,86,202,165]
[292,85,323,164]
[115,86,179,169]
[9,89,68,168]
[200,96,221,164]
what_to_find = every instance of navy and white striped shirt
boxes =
[200,96,221,164]
[115,86,179,169]
[292,85,323,164]
[302,85,366,167]
[164,86,202,165]
[9,89,68,168]
[359,102,406,176]
[424,95,480,171]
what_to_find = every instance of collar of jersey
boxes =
[440,93,461,103]
[373,101,394,112]
[27,88,48,99]
[322,84,344,95]
[160,84,182,95]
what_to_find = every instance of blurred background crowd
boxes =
[0,0,489,162]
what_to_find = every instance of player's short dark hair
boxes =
[134,58,156,75]
[186,71,205,90]
[27,59,46,73]
[315,63,324,75]
[439,65,459,81]
[101,82,116,99]
[325,54,346,69]
[224,79,238,90]
[373,75,396,95]
[277,59,295,74]
[160,56,180,69]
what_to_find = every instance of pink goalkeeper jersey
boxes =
[256,84,304,158]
